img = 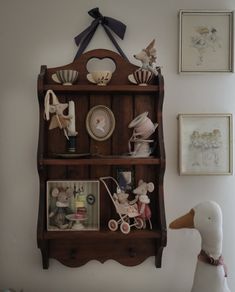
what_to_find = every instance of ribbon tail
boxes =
[102,24,128,60]
[74,22,99,60]
[104,16,126,39]
[74,25,93,46]
[221,257,228,277]
[74,18,99,45]
[224,263,228,277]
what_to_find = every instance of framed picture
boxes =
[86,105,115,141]
[47,180,100,231]
[179,10,234,73]
[178,114,233,175]
[117,168,134,191]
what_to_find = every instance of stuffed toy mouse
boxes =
[49,187,74,229]
[133,39,158,76]
[133,180,154,229]
[113,189,139,217]
[44,90,72,139]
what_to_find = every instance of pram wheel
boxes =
[108,219,118,231]
[135,217,144,229]
[120,222,130,234]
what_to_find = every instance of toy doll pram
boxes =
[99,176,144,234]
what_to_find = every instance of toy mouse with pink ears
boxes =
[44,90,73,139]
[49,187,74,229]
[133,179,154,229]
[134,39,159,76]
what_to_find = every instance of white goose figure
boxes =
[170,201,231,292]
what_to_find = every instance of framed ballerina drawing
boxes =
[179,10,234,73]
[178,114,233,175]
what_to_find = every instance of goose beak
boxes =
[169,209,195,229]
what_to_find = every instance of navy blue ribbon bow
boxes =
[74,8,128,60]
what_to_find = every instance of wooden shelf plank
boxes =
[40,157,162,166]
[43,229,162,240]
[43,84,159,93]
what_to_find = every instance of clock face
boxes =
[87,194,95,205]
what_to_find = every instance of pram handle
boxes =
[99,176,121,191]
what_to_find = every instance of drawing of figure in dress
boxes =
[190,131,202,166]
[191,26,222,65]
[210,129,222,165]
[189,129,222,168]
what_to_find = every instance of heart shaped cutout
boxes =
[86,58,116,73]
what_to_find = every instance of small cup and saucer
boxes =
[87,70,112,86]
[128,68,153,86]
[52,69,79,85]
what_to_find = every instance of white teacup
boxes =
[52,69,79,85]
[128,112,158,139]
[87,71,112,86]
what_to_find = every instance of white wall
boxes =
[0,0,235,291]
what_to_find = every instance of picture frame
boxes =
[86,105,115,141]
[47,180,100,231]
[179,10,234,73]
[116,168,135,191]
[178,114,233,175]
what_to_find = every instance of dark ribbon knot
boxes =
[74,7,127,60]
[88,8,106,25]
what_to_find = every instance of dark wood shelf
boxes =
[37,49,166,269]
[40,157,162,166]
[42,84,159,93]
[44,229,162,240]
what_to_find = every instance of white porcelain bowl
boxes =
[52,69,79,85]
[87,70,112,86]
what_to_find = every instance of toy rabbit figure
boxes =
[134,39,158,76]
[44,89,72,139]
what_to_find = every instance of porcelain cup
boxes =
[52,69,79,85]
[128,69,153,86]
[129,139,153,157]
[128,112,158,139]
[87,71,112,86]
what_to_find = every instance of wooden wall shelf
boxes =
[37,49,166,269]
[39,157,162,166]
[43,229,162,240]
[43,84,160,93]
